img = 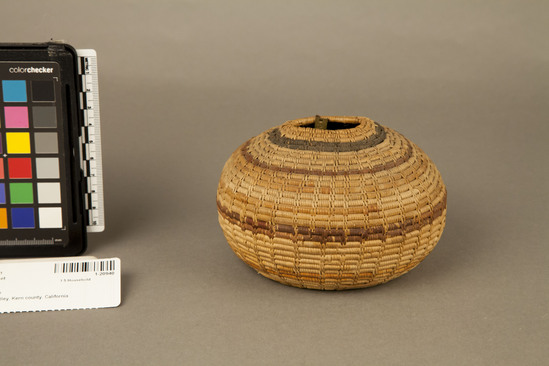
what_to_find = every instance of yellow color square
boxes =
[0,208,7,229]
[6,133,31,154]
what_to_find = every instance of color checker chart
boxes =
[0,62,70,244]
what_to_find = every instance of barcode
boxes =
[54,260,116,273]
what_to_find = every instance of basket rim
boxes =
[277,115,382,144]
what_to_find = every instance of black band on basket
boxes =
[267,123,386,152]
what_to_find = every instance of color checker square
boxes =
[2,80,27,102]
[0,183,5,204]
[8,158,32,179]
[34,133,58,153]
[36,158,59,179]
[32,80,55,102]
[0,159,4,179]
[6,132,31,154]
[11,207,35,229]
[38,207,63,228]
[37,182,61,204]
[0,208,6,229]
[4,106,29,128]
[32,106,57,128]
[9,183,33,204]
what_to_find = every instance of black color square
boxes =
[32,80,55,101]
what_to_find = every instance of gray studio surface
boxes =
[0,1,547,365]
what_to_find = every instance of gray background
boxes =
[1,1,547,365]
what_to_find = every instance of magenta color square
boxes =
[4,107,29,128]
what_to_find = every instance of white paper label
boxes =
[0,257,120,313]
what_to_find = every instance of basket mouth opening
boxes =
[300,121,360,130]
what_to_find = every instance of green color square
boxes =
[9,183,34,204]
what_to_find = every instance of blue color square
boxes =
[11,207,35,229]
[0,183,5,204]
[2,80,27,102]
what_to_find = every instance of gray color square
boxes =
[34,133,58,154]
[32,106,57,128]
[36,158,59,179]
[37,182,61,203]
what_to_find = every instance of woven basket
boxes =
[217,116,446,290]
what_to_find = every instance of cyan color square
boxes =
[2,80,27,102]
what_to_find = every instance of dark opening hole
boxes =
[301,121,360,130]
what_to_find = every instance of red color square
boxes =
[8,158,32,179]
[0,159,3,179]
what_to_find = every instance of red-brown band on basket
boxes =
[217,191,446,244]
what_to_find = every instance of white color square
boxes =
[37,182,61,203]
[36,158,60,179]
[38,207,63,228]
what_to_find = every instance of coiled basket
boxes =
[217,116,446,290]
